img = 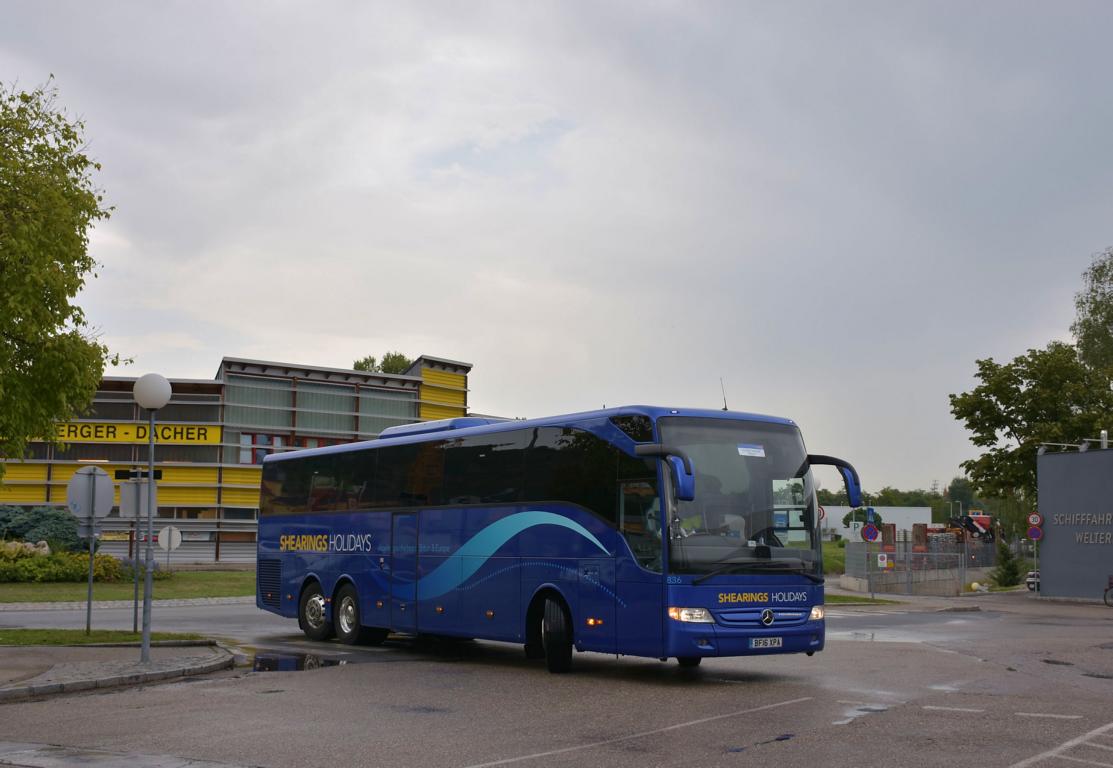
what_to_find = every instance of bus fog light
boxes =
[668,607,714,623]
[810,605,825,621]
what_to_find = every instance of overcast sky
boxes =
[4,2,1112,493]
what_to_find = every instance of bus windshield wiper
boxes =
[693,560,824,585]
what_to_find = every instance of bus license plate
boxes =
[750,637,782,649]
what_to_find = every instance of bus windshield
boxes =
[657,417,820,578]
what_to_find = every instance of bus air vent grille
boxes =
[716,608,807,627]
[258,558,282,608]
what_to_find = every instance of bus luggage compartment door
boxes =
[578,559,616,653]
[391,513,418,633]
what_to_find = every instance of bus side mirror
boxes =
[840,467,863,508]
[667,456,696,502]
[634,443,697,502]
[807,454,863,508]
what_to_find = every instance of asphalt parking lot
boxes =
[1,592,1112,768]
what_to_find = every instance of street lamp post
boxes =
[134,373,171,663]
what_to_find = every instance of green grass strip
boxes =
[0,570,256,603]
[821,541,846,575]
[0,628,204,645]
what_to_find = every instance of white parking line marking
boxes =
[1016,713,1085,720]
[1086,744,1113,753]
[1054,756,1113,767]
[461,696,814,768]
[923,706,986,713]
[1009,720,1113,767]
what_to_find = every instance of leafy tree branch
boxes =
[0,79,113,476]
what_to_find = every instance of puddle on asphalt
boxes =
[253,652,347,672]
[832,703,889,726]
[724,734,795,753]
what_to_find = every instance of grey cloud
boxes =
[4,0,1112,489]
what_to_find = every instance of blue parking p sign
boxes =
[866,506,875,523]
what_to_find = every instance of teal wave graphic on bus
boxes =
[415,511,609,600]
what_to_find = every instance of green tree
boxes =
[841,508,883,528]
[949,341,1113,503]
[871,486,942,508]
[379,351,413,374]
[0,80,112,477]
[352,355,378,372]
[0,505,79,551]
[946,477,976,510]
[1071,246,1113,372]
[980,492,1028,540]
[991,539,1022,587]
[352,351,413,374]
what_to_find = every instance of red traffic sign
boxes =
[1027,526,1044,541]
[1027,513,1043,527]
[861,523,880,542]
[818,505,826,521]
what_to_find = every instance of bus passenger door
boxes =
[391,513,418,633]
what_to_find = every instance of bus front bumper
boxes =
[665,618,825,658]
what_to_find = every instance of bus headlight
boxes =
[810,605,825,621]
[668,607,714,623]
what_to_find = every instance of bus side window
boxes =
[525,427,618,525]
[444,432,528,504]
[619,481,657,534]
[618,480,662,571]
[371,443,445,507]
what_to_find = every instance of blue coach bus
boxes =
[256,406,861,672]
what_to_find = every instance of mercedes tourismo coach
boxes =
[256,406,862,672]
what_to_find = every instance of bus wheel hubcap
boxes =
[339,598,356,634]
[305,594,326,629]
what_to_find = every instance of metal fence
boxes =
[842,539,998,596]
[95,519,256,565]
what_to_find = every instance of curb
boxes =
[0,645,235,703]
[31,640,220,649]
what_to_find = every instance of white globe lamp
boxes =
[134,373,172,411]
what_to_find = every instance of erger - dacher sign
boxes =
[55,422,223,445]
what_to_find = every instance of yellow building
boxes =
[0,355,471,561]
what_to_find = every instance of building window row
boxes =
[236,433,348,464]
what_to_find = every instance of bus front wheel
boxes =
[542,598,573,673]
[299,582,334,642]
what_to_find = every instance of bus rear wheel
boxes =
[542,598,573,673]
[334,584,388,645]
[677,656,702,668]
[299,582,334,642]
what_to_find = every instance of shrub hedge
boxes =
[0,547,123,583]
[0,506,82,552]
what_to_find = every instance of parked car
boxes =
[1026,570,1040,591]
